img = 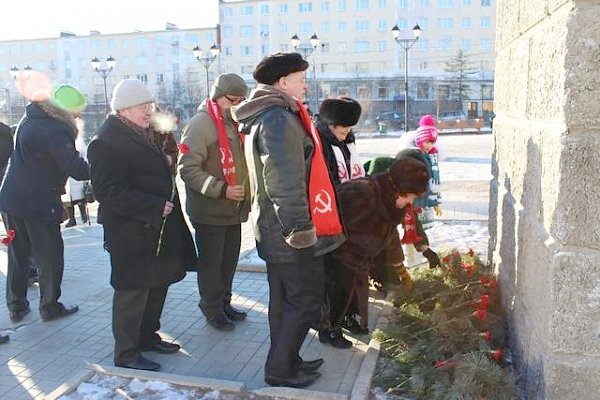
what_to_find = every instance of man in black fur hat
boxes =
[232,53,346,388]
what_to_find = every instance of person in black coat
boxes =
[0,89,89,324]
[87,79,197,372]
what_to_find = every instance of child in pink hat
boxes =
[413,115,442,229]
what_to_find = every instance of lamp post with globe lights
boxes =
[391,24,422,131]
[192,44,220,98]
[291,33,321,112]
[91,56,116,114]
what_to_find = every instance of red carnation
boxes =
[442,255,450,263]
[1,229,15,246]
[489,277,497,291]
[434,360,457,369]
[452,250,460,257]
[473,309,488,320]
[177,143,190,154]
[480,330,492,342]
[480,277,487,285]
[478,294,490,308]
[491,348,502,361]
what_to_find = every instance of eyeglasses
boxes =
[225,95,245,105]
[132,102,156,112]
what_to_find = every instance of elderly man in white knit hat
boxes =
[87,79,198,371]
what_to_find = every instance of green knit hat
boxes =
[52,85,87,113]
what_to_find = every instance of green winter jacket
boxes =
[178,100,250,225]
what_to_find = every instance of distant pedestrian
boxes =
[232,52,345,388]
[412,114,442,229]
[0,84,89,323]
[87,78,197,372]
[179,73,250,332]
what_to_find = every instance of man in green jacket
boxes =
[179,73,249,332]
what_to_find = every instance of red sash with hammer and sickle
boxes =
[207,98,238,185]
[296,100,343,236]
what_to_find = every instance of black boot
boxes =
[78,202,88,223]
[65,205,76,227]
[318,328,352,349]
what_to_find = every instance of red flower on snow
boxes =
[480,330,492,342]
[472,309,488,320]
[461,262,474,275]
[491,348,503,361]
[177,143,190,154]
[1,229,15,246]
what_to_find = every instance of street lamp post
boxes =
[91,56,116,114]
[9,65,33,111]
[391,24,421,131]
[291,33,320,112]
[192,44,220,98]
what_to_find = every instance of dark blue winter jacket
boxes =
[0,102,90,224]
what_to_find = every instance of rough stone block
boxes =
[551,251,600,354]
[545,358,600,400]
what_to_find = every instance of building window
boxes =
[461,39,471,50]
[398,0,408,7]
[280,3,289,13]
[299,22,313,33]
[224,47,233,56]
[378,86,388,99]
[240,46,253,56]
[355,21,369,31]
[338,21,347,31]
[223,26,233,38]
[337,42,347,52]
[337,87,350,96]
[378,41,387,52]
[241,65,254,74]
[321,1,330,11]
[260,4,269,15]
[280,44,290,52]
[438,0,453,7]
[437,18,453,29]
[261,44,269,55]
[240,6,253,15]
[338,0,347,11]
[137,74,148,83]
[481,84,494,98]
[379,0,388,7]
[462,0,471,5]
[299,2,313,12]
[438,84,450,100]
[240,26,254,37]
[418,18,429,30]
[356,41,369,52]
[358,86,369,98]
[396,19,408,30]
[280,23,288,34]
[437,37,452,50]
[480,16,491,28]
[223,7,233,17]
[462,17,471,28]
[418,39,429,51]
[321,42,330,53]
[377,20,387,31]
[156,73,164,84]
[419,61,428,71]
[355,0,369,10]
[261,24,270,36]
[480,38,491,50]
[417,82,430,99]
[419,0,430,6]
[481,0,491,5]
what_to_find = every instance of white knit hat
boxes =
[110,79,154,111]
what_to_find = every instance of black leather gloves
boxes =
[423,248,441,269]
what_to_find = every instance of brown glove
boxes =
[395,264,413,290]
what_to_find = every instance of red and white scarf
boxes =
[207,98,238,185]
[401,203,422,244]
[296,100,343,236]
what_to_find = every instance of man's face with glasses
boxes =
[217,94,245,110]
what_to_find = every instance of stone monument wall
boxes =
[490,0,600,398]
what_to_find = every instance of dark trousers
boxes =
[112,287,167,365]
[323,253,352,328]
[193,223,241,318]
[3,213,64,314]
[265,249,324,378]
[66,201,88,223]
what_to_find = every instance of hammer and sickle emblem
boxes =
[313,189,333,214]
[351,163,362,178]
[220,148,233,164]
[337,161,348,181]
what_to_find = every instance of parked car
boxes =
[375,111,405,130]
[436,111,484,132]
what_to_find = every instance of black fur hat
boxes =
[253,52,309,85]
[319,97,362,127]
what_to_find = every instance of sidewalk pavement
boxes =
[0,180,490,399]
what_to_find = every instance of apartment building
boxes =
[218,0,496,124]
[0,0,495,129]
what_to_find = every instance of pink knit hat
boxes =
[414,115,438,153]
